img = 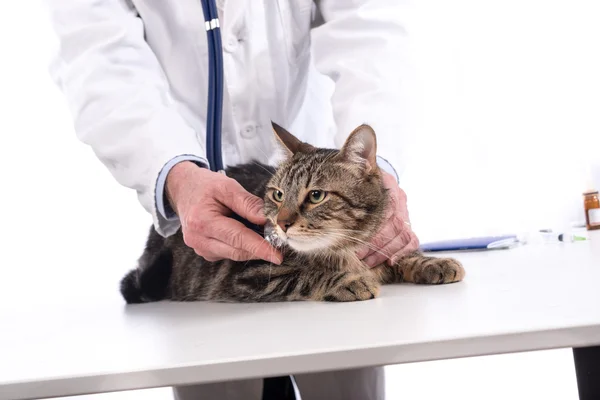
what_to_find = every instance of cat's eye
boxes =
[272,190,284,202]
[308,190,327,204]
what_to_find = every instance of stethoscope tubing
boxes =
[201,0,224,172]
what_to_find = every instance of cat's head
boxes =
[263,122,388,254]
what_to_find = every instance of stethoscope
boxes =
[200,2,299,398]
[201,0,225,173]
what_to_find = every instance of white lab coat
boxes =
[45,0,415,237]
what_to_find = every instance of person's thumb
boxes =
[218,180,267,225]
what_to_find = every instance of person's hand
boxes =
[166,161,282,264]
[357,170,419,267]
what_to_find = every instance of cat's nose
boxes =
[277,219,294,232]
[276,209,297,233]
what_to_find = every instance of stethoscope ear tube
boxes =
[201,0,224,172]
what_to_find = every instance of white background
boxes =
[1,0,598,399]
[402,0,600,242]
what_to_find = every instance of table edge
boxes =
[3,324,600,400]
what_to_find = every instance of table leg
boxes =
[573,345,600,400]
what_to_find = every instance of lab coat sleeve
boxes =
[45,0,207,237]
[155,155,208,221]
[312,0,417,181]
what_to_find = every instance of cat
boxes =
[120,123,465,303]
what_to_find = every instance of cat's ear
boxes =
[338,124,378,173]
[271,121,315,157]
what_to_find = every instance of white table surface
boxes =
[1,233,599,400]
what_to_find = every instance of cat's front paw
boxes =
[415,258,465,284]
[324,274,380,302]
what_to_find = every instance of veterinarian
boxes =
[46,1,418,399]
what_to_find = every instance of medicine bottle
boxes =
[583,190,600,230]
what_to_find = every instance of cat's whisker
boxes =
[326,228,397,242]
[268,263,273,284]
[249,160,275,176]
[317,151,335,169]
[295,230,389,258]
[266,244,277,284]
[248,142,279,168]
[314,150,339,177]
[322,232,392,259]
[241,234,267,269]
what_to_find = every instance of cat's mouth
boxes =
[264,227,285,248]
[264,222,335,253]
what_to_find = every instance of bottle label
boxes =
[589,208,600,225]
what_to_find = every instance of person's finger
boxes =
[358,200,401,259]
[387,232,420,266]
[365,228,411,267]
[364,248,392,268]
[211,217,282,264]
[356,245,370,260]
[196,238,260,262]
[357,199,396,259]
[358,231,393,261]
[358,216,399,260]
[215,179,267,225]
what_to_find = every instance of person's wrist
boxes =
[166,161,202,215]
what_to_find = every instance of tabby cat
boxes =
[120,123,465,303]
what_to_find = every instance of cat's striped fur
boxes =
[120,124,464,303]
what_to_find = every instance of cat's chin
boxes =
[286,236,336,254]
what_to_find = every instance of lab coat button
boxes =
[241,124,256,138]
[225,37,237,53]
